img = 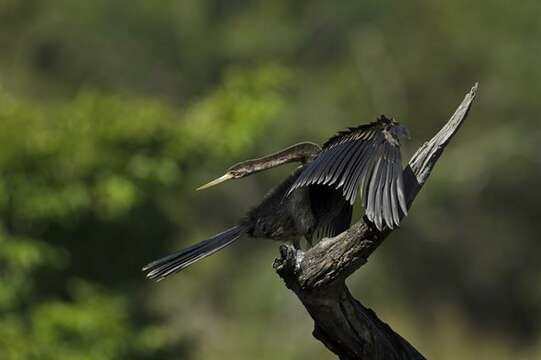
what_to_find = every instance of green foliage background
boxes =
[1,1,540,359]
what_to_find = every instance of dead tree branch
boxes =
[273,84,478,360]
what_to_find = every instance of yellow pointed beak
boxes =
[196,173,235,191]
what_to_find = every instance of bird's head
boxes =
[195,161,253,191]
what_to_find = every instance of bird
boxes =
[142,115,409,281]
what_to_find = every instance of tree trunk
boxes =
[274,84,478,360]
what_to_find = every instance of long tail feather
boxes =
[142,225,245,281]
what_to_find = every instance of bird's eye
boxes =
[230,169,243,178]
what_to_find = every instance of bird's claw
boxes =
[273,244,297,273]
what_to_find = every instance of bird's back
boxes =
[242,168,316,242]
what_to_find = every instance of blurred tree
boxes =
[0,65,290,359]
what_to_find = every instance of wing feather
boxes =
[382,147,394,228]
[288,119,407,230]
[357,136,384,205]
[344,138,379,202]
[321,142,356,185]
[295,150,330,187]
[337,132,374,188]
[367,152,384,224]
[328,141,365,187]
[391,146,403,225]
[342,140,372,188]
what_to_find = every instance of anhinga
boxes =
[143,115,409,281]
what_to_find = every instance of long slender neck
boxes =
[231,142,321,175]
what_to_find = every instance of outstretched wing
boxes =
[288,120,407,230]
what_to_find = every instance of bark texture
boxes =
[273,84,478,360]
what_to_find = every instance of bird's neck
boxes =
[231,142,320,175]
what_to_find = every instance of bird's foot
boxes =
[273,244,304,289]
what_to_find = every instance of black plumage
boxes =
[143,116,408,281]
